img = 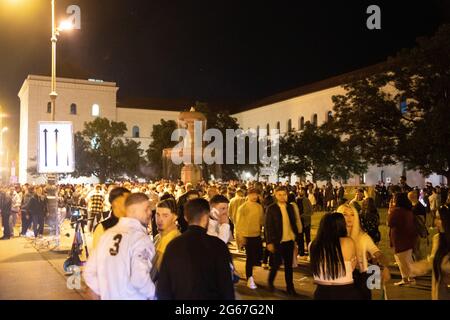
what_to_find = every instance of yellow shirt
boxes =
[278,203,296,242]
[154,228,181,270]
[235,201,264,237]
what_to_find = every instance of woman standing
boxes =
[388,192,417,286]
[310,212,361,300]
[411,205,450,300]
[360,197,381,244]
[337,204,391,299]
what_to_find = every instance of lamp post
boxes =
[48,0,73,241]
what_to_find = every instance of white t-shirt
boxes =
[84,217,156,300]
[355,232,380,273]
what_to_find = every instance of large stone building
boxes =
[18,68,446,186]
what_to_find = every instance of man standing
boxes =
[296,187,313,257]
[84,193,156,300]
[151,198,181,280]
[236,187,264,289]
[398,175,412,193]
[408,190,428,260]
[92,187,131,249]
[208,194,231,244]
[0,188,12,240]
[229,188,247,251]
[265,186,301,296]
[156,198,235,300]
[87,185,105,232]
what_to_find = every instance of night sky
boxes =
[0,0,449,144]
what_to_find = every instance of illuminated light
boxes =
[92,104,100,117]
[58,20,73,31]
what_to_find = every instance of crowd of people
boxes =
[0,176,449,300]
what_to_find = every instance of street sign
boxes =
[38,121,75,173]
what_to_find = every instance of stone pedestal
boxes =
[181,164,202,186]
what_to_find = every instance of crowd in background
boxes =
[0,176,449,300]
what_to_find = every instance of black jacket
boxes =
[22,195,48,216]
[156,225,235,300]
[265,202,299,245]
[0,192,12,216]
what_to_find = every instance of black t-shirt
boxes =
[412,202,426,217]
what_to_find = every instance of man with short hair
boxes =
[92,187,131,249]
[265,186,300,296]
[156,198,235,300]
[208,194,231,244]
[84,193,156,300]
[152,199,181,280]
[236,187,264,289]
[87,185,105,232]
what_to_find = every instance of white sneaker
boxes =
[247,277,257,290]
[394,280,408,286]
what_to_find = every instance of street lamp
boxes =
[50,0,73,121]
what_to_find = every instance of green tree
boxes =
[279,122,367,182]
[146,119,178,179]
[331,24,450,184]
[72,117,144,183]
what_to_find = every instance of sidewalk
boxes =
[0,236,86,300]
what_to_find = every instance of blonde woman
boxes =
[337,204,391,299]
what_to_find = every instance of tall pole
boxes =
[50,0,57,121]
[48,0,58,241]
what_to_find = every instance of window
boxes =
[299,116,305,130]
[381,170,385,183]
[287,119,292,132]
[266,123,270,134]
[47,102,52,114]
[312,114,318,126]
[132,126,140,138]
[276,121,280,132]
[256,125,260,137]
[327,111,333,122]
[70,103,77,115]
[92,104,100,117]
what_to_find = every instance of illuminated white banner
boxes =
[37,122,75,174]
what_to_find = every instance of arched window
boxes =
[312,114,318,126]
[92,104,100,117]
[70,103,77,115]
[327,111,333,122]
[266,123,270,134]
[276,121,280,132]
[287,119,292,132]
[47,102,52,114]
[132,126,140,138]
[299,117,305,131]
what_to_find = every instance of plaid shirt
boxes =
[89,193,104,214]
